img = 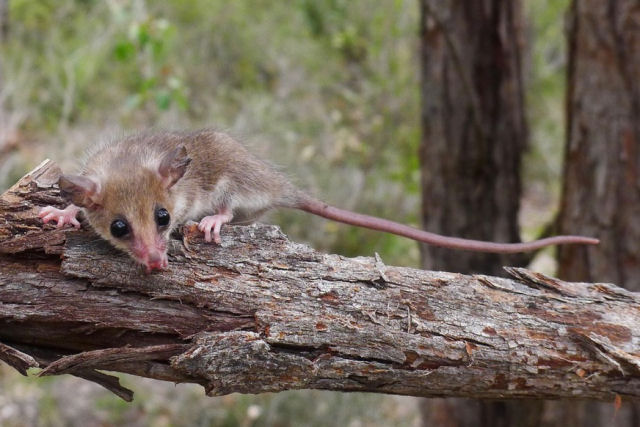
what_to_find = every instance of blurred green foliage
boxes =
[0,0,421,266]
[113,13,188,111]
[519,0,570,247]
[523,0,571,194]
[0,0,421,425]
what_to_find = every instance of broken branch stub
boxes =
[0,160,639,401]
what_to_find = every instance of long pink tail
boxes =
[295,197,599,254]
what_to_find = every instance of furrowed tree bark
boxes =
[1,161,640,402]
[553,1,640,425]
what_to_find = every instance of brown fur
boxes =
[72,129,299,262]
[84,169,174,257]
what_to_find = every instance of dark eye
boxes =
[155,208,170,227]
[110,219,129,238]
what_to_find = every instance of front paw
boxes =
[197,212,233,244]
[39,205,81,229]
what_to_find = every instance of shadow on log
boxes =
[0,160,639,402]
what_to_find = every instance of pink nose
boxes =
[146,252,167,271]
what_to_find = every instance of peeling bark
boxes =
[0,161,639,401]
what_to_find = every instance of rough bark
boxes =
[418,1,537,425]
[0,161,639,402]
[554,1,640,425]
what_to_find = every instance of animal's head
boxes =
[59,145,191,273]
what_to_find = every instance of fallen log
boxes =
[0,160,638,401]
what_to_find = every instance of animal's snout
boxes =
[145,251,168,272]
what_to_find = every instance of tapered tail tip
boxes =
[577,237,599,245]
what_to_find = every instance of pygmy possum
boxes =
[39,130,599,272]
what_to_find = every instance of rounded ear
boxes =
[158,145,192,188]
[58,174,102,209]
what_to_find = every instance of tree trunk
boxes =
[555,0,640,425]
[418,1,540,425]
[1,161,640,402]
[419,0,527,278]
[559,0,640,289]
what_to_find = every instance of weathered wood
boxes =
[0,161,639,401]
